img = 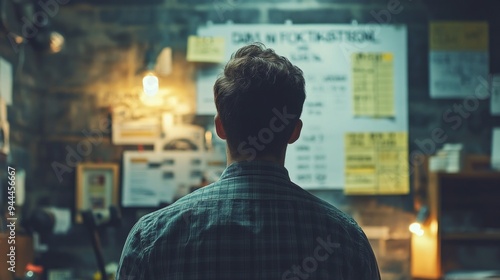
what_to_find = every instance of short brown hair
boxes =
[214,43,306,160]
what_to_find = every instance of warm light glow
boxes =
[143,73,159,96]
[49,31,65,53]
[14,35,24,44]
[430,220,438,234]
[205,130,213,150]
[409,222,424,236]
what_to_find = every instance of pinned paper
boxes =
[122,151,206,207]
[112,108,161,145]
[187,36,225,63]
[430,21,488,52]
[0,56,13,105]
[429,21,489,99]
[492,128,500,171]
[491,74,500,116]
[344,132,409,195]
[352,53,395,118]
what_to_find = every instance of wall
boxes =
[1,0,499,279]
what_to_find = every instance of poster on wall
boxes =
[112,108,161,145]
[187,36,226,63]
[0,56,13,105]
[429,21,489,99]
[194,24,408,191]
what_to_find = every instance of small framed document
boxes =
[75,163,119,223]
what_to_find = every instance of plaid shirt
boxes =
[117,161,381,280]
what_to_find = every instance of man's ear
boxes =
[214,114,227,140]
[288,119,302,144]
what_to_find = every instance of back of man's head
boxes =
[214,43,306,160]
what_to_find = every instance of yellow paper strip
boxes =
[352,53,395,118]
[344,132,409,195]
[187,36,226,63]
[430,21,488,51]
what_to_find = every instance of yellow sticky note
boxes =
[430,21,489,51]
[344,132,409,195]
[187,36,225,63]
[352,53,395,118]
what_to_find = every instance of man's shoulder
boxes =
[139,189,203,225]
[307,194,365,234]
[139,179,364,239]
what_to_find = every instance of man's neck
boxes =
[226,146,286,167]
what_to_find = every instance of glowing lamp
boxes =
[409,205,430,236]
[143,73,159,96]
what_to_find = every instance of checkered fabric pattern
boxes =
[117,160,381,280]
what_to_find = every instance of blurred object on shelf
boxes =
[429,143,464,173]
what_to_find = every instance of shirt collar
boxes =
[219,160,291,181]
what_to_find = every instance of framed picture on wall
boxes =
[76,163,119,223]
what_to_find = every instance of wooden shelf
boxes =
[411,157,500,280]
[442,232,500,241]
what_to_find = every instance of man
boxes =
[117,43,381,280]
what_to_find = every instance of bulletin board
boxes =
[195,23,408,192]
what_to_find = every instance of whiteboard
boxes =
[196,24,408,189]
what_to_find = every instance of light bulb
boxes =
[49,31,65,53]
[143,73,159,96]
[409,222,424,236]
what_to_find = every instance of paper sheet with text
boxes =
[344,132,409,195]
[187,36,226,63]
[429,21,489,99]
[491,74,500,116]
[352,53,394,118]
